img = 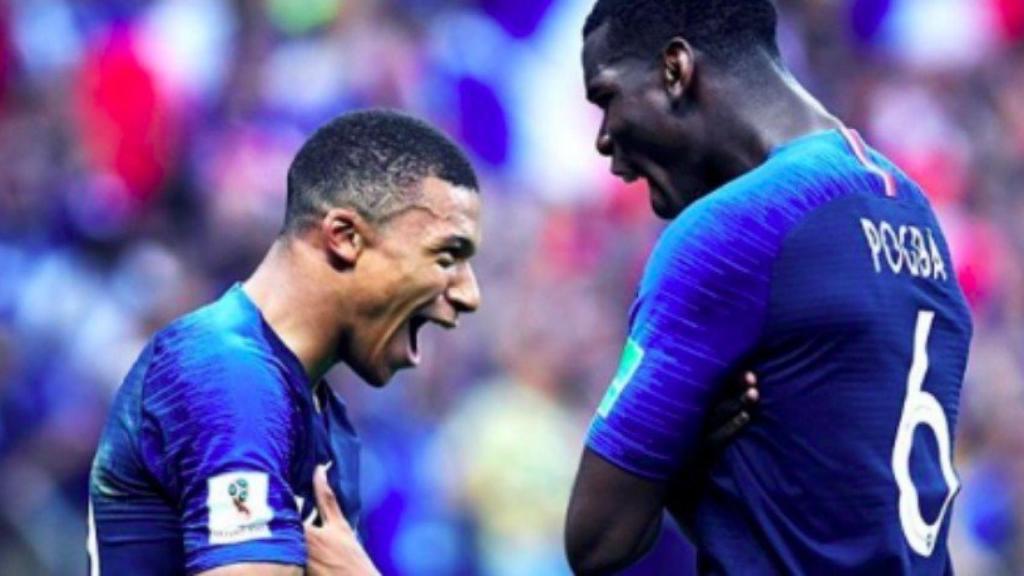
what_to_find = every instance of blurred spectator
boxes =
[0,1,1022,574]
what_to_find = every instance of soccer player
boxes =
[88,110,483,575]
[565,1,973,574]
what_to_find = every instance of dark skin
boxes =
[566,23,843,574]
[567,372,759,574]
[582,25,841,219]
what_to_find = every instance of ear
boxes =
[662,37,694,102]
[319,208,371,268]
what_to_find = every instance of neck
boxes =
[242,237,348,384]
[706,56,843,181]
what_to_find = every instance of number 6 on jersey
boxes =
[891,309,960,557]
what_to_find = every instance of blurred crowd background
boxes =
[0,0,1021,574]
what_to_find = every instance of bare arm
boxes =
[565,372,759,573]
[565,448,666,575]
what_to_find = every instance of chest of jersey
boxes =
[291,386,362,528]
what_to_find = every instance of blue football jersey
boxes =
[588,129,972,574]
[88,284,362,575]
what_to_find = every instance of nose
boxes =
[596,130,613,157]
[446,262,481,314]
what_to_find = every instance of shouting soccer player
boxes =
[88,110,482,575]
[565,1,972,574]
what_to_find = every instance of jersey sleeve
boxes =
[586,196,781,480]
[140,343,306,574]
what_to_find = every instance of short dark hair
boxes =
[284,109,478,231]
[583,0,780,65]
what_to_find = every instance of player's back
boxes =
[691,130,971,574]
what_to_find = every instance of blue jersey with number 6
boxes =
[587,129,972,575]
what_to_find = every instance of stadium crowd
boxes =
[0,0,1021,574]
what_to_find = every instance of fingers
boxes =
[742,371,759,406]
[710,371,758,425]
[705,371,759,452]
[708,410,751,449]
[312,463,345,527]
[710,396,743,425]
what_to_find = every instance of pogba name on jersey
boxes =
[860,218,949,281]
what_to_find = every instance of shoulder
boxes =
[651,144,857,276]
[142,310,293,421]
[644,165,790,286]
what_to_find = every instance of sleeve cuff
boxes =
[186,542,305,575]
[586,416,676,482]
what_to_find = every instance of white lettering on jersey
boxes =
[860,218,948,281]
[207,471,273,544]
[892,310,959,556]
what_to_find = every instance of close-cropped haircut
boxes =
[583,0,781,66]
[283,109,478,232]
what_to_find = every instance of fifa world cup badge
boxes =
[207,472,273,544]
[228,478,251,518]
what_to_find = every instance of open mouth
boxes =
[408,315,428,363]
[612,167,641,184]
[405,313,457,366]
